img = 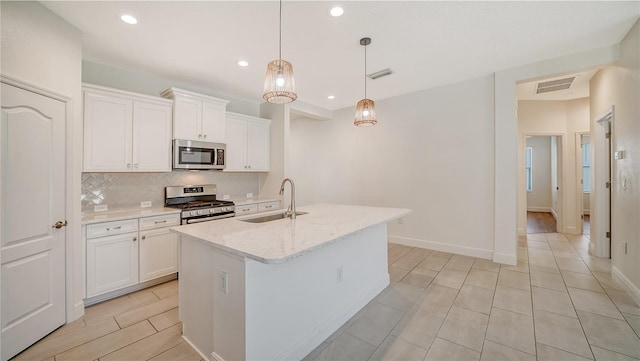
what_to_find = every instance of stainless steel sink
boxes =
[240,212,308,223]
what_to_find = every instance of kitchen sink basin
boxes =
[241,212,308,223]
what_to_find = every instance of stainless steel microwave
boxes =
[173,139,226,170]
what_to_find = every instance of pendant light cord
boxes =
[364,43,367,99]
[279,0,282,60]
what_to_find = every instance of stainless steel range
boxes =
[165,184,235,224]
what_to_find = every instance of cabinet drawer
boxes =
[139,214,180,231]
[258,201,280,212]
[235,204,258,216]
[87,219,138,239]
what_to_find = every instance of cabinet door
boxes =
[246,120,270,171]
[173,96,202,141]
[132,101,172,172]
[83,92,133,171]
[139,228,178,282]
[225,117,248,171]
[86,232,139,298]
[201,101,226,143]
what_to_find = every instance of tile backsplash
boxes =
[82,171,260,214]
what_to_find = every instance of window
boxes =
[582,143,591,192]
[526,147,533,192]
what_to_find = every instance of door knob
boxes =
[52,220,68,229]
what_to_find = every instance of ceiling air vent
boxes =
[367,68,393,80]
[536,77,575,94]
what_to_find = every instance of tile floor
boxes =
[305,233,640,361]
[12,232,640,361]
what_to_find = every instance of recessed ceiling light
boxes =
[238,60,249,67]
[329,7,344,17]
[327,95,335,100]
[120,14,138,25]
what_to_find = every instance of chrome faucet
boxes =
[279,178,296,219]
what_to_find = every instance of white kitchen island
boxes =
[171,203,410,361]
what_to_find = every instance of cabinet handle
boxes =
[133,237,137,242]
[248,165,251,169]
[154,220,167,224]
[142,235,146,240]
[265,205,272,209]
[134,163,139,169]
[198,134,202,139]
[106,226,122,231]
[127,163,132,168]
[203,134,207,139]
[242,208,251,212]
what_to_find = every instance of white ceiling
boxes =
[42,1,640,111]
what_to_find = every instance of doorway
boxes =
[525,135,562,234]
[593,108,613,258]
[576,132,592,236]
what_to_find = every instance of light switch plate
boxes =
[140,201,152,208]
[219,271,229,294]
[222,194,230,200]
[94,205,108,212]
[246,193,253,198]
[615,150,625,159]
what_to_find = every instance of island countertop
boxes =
[170,203,410,264]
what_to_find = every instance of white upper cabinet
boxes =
[225,112,271,172]
[161,87,229,143]
[83,84,173,172]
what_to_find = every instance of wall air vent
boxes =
[536,77,575,94]
[367,68,393,80]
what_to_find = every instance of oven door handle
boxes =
[185,213,235,224]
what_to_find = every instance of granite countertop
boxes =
[82,207,181,225]
[231,197,282,206]
[170,203,411,264]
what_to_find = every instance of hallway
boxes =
[527,211,557,234]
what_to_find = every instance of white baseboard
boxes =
[612,266,640,308]
[551,209,559,221]
[183,335,213,361]
[275,274,390,361]
[583,210,590,215]
[211,351,225,361]
[71,301,85,322]
[493,252,517,266]
[564,226,579,235]
[388,235,493,260]
[527,207,551,212]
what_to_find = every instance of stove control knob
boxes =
[210,209,216,214]
[190,211,198,216]
[225,207,231,212]
[198,210,205,215]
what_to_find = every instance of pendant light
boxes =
[263,0,297,104]
[354,37,377,127]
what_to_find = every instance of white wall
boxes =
[590,19,640,304]
[290,75,496,259]
[525,137,552,212]
[517,99,590,235]
[1,1,84,321]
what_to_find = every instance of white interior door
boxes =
[1,83,66,360]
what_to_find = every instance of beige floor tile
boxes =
[553,250,584,261]
[532,286,577,318]
[424,337,480,361]
[518,246,529,261]
[14,316,120,361]
[527,240,551,250]
[55,321,156,361]
[464,269,498,290]
[150,280,179,299]
[437,305,488,352]
[528,248,555,259]
[472,258,500,273]
[433,268,468,290]
[556,258,592,274]
[591,345,640,361]
[416,284,458,313]
[591,271,625,291]
[429,250,453,260]
[391,307,444,349]
[526,233,548,242]
[481,340,536,361]
[84,291,160,324]
[388,245,412,264]
[416,255,449,272]
[536,343,593,361]
[147,341,203,361]
[368,335,429,361]
[444,255,475,272]
[454,284,494,315]
[389,264,411,285]
[530,261,561,274]
[149,307,180,331]
[377,282,424,312]
[399,267,437,289]
[530,270,567,292]
[100,323,183,361]
[501,260,530,274]
[345,302,404,347]
[606,289,640,315]
[493,285,532,316]
[578,310,640,359]
[534,309,592,359]
[313,332,376,361]
[115,294,179,328]
[497,269,531,291]
[562,271,604,293]
[568,287,624,320]
[394,250,429,270]
[485,307,536,355]
[623,312,640,336]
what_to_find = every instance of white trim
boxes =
[518,227,526,236]
[493,252,518,266]
[388,235,494,260]
[583,210,590,215]
[527,207,551,212]
[182,335,213,361]
[211,352,225,361]
[612,266,640,309]
[551,208,559,222]
[564,226,579,235]
[273,274,389,361]
[593,106,614,258]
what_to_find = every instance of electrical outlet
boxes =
[624,241,628,255]
[94,205,108,212]
[219,271,229,294]
[246,192,254,198]
[222,194,230,200]
[140,201,152,208]
[337,266,343,283]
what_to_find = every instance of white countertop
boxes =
[82,207,181,225]
[231,197,281,206]
[170,203,411,264]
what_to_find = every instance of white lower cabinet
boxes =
[84,213,180,300]
[86,231,139,298]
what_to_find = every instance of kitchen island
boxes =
[172,203,410,361]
